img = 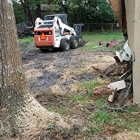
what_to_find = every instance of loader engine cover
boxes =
[34,28,55,47]
[34,13,86,51]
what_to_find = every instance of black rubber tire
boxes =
[60,38,70,51]
[39,48,49,52]
[18,34,24,39]
[70,36,79,49]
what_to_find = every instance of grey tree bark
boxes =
[0,0,69,139]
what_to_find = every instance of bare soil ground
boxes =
[21,42,116,95]
[1,42,139,140]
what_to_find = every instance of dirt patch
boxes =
[108,131,140,140]
[21,43,116,95]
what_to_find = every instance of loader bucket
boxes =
[79,40,87,46]
[73,23,87,46]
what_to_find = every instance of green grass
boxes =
[19,36,38,51]
[87,97,140,135]
[18,30,124,52]
[71,80,104,103]
[82,30,124,51]
[19,36,34,43]
[72,93,90,103]
[78,80,103,94]
[83,30,123,43]
[47,91,140,137]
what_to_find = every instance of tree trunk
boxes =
[0,0,69,139]
[19,0,33,23]
[26,0,33,23]
[36,4,41,18]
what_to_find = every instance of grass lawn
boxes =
[83,30,124,51]
[19,31,140,139]
[19,36,34,43]
[19,30,124,43]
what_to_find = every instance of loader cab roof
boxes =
[44,14,68,25]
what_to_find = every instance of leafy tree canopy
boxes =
[12,0,116,26]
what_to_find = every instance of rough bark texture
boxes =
[0,0,69,139]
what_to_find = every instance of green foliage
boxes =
[13,1,25,23]
[28,0,47,9]
[91,0,116,23]
[68,0,116,24]
[13,0,49,23]
[43,4,61,15]
[13,0,116,27]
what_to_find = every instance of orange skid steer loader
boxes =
[34,14,86,52]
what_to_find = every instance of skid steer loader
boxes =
[34,14,86,52]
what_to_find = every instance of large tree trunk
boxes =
[0,0,69,139]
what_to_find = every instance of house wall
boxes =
[125,0,140,106]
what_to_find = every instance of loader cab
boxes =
[44,14,68,25]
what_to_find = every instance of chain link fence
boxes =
[80,23,121,32]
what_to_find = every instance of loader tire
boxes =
[39,48,49,52]
[39,48,55,52]
[60,38,70,51]
[70,36,79,49]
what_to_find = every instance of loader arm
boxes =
[54,16,77,36]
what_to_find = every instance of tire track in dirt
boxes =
[20,43,115,95]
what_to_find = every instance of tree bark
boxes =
[25,0,33,22]
[19,0,33,23]
[0,0,69,139]
[36,4,41,18]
